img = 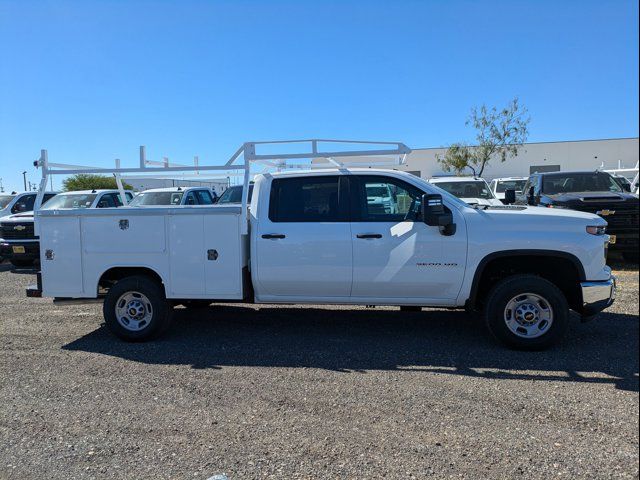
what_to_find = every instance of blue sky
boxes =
[0,0,638,191]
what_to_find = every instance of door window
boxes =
[269,176,346,222]
[97,195,116,208]
[184,192,197,205]
[195,190,214,205]
[354,176,423,222]
[11,194,36,213]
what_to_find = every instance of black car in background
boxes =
[516,170,639,262]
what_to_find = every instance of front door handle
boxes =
[356,234,382,239]
[261,234,286,239]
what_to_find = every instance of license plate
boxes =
[12,245,26,254]
[609,235,617,245]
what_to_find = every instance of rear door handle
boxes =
[261,234,286,239]
[356,234,382,239]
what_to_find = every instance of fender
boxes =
[467,249,586,307]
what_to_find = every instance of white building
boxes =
[316,137,639,181]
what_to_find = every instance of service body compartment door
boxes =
[39,215,83,297]
[255,175,352,298]
[168,214,206,297]
[203,214,242,298]
[168,210,243,299]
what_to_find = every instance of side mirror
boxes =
[527,186,536,206]
[504,189,516,205]
[622,183,631,192]
[421,194,455,236]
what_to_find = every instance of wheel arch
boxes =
[97,266,166,296]
[467,250,586,311]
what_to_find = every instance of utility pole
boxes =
[0,177,4,193]
[22,171,27,191]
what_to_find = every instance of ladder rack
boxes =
[33,139,411,234]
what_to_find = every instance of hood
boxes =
[481,205,607,224]
[0,211,35,223]
[545,191,637,203]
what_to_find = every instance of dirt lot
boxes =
[0,262,638,479]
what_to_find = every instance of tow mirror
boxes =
[421,194,455,236]
[504,189,516,205]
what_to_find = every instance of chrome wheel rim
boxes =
[504,293,554,339]
[115,291,153,332]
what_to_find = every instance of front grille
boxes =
[0,222,36,240]
[572,203,639,234]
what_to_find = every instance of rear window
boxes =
[269,177,344,222]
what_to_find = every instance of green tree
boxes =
[437,98,530,177]
[62,174,133,192]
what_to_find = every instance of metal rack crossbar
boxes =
[33,139,411,234]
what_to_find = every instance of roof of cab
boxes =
[429,176,484,183]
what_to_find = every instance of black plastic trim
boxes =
[467,249,587,307]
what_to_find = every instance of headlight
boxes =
[586,225,606,235]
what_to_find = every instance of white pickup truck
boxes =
[27,141,616,350]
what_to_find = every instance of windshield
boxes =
[433,181,494,200]
[41,193,98,209]
[0,195,15,209]
[542,173,623,194]
[496,180,527,193]
[129,191,184,206]
[217,185,254,204]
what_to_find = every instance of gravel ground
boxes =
[0,262,638,479]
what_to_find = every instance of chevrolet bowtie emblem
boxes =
[596,210,615,216]
[14,225,26,231]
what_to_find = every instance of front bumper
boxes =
[0,240,40,261]
[580,276,616,317]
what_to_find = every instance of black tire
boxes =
[103,275,171,341]
[484,274,570,350]
[10,258,35,268]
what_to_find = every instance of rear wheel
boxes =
[103,275,171,341]
[484,274,569,350]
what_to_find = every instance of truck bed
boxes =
[36,206,246,300]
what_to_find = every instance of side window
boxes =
[111,193,123,207]
[97,195,116,208]
[125,192,133,201]
[354,176,423,222]
[184,192,197,205]
[12,194,36,213]
[195,190,214,205]
[269,176,345,222]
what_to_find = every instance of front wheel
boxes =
[484,275,569,350]
[103,275,171,341]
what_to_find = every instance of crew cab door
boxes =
[349,175,466,302]
[254,175,352,298]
